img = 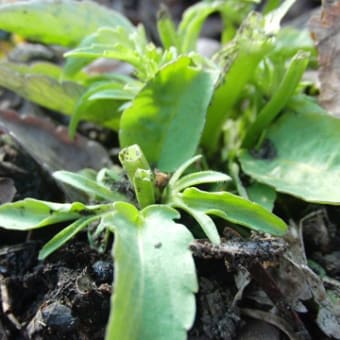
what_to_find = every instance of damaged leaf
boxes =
[239,102,340,204]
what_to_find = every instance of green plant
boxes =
[0,0,339,338]
[0,145,286,339]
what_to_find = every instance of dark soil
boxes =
[0,238,112,339]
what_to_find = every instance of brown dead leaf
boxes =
[309,1,340,116]
[0,177,16,204]
[275,221,340,339]
[0,109,112,173]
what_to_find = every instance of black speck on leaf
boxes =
[250,139,277,160]
[154,242,162,249]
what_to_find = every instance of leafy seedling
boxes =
[0,0,339,338]
[0,145,287,339]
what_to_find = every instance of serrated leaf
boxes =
[181,187,287,235]
[239,106,340,204]
[0,62,84,115]
[0,199,111,230]
[0,0,134,47]
[39,216,97,259]
[106,203,197,340]
[53,170,127,202]
[119,56,215,172]
[174,171,231,192]
[65,25,153,78]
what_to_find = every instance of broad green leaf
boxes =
[39,216,98,259]
[119,57,216,172]
[0,62,84,115]
[181,187,287,235]
[53,171,127,202]
[247,182,277,211]
[239,108,340,205]
[106,203,197,340]
[174,171,231,192]
[0,199,77,230]
[0,199,112,230]
[0,0,134,47]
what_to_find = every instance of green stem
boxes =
[229,161,248,199]
[133,169,155,208]
[242,51,309,149]
[119,144,151,184]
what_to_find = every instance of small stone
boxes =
[91,261,114,285]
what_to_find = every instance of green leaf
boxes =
[242,51,309,148]
[53,170,127,202]
[247,182,277,211]
[119,56,216,172]
[168,155,202,187]
[175,202,221,244]
[178,1,223,53]
[65,25,159,80]
[88,89,134,101]
[0,62,84,115]
[0,199,75,230]
[239,108,340,205]
[106,203,197,340]
[264,0,296,34]
[201,12,274,152]
[39,216,98,260]
[274,27,316,58]
[181,187,287,235]
[174,171,231,192]
[69,80,134,136]
[0,199,109,230]
[64,26,139,75]
[0,0,134,47]
[157,5,179,49]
